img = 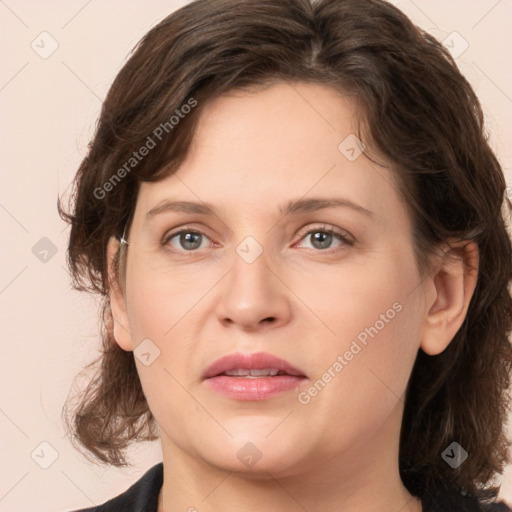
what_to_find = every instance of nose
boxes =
[215,242,292,331]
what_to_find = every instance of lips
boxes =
[202,352,306,379]
[203,352,307,401]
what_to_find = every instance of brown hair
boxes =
[58,0,512,504]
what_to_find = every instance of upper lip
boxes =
[202,352,306,379]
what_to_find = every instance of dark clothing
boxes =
[69,462,511,512]
[69,464,162,512]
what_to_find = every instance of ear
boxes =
[106,236,133,351]
[420,241,479,356]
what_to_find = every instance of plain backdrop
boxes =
[0,1,511,510]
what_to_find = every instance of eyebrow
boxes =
[146,197,373,219]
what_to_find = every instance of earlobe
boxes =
[420,241,479,356]
[106,236,133,352]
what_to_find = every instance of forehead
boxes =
[133,82,408,230]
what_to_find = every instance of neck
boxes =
[157,401,422,512]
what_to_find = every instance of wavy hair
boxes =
[58,0,512,505]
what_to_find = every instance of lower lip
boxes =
[205,375,306,400]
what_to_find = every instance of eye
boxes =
[162,224,353,253]
[163,229,212,252]
[296,225,353,251]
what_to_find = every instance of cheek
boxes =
[124,250,221,341]
[298,245,420,352]
[300,242,418,362]
[123,254,223,425]
[302,248,423,424]
[313,304,420,450]
[124,264,203,442]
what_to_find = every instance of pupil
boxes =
[312,231,331,249]
[181,232,201,250]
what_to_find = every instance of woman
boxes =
[59,0,512,510]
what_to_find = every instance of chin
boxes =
[198,435,308,478]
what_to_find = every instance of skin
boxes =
[107,81,478,512]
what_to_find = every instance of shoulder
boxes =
[66,462,163,512]
[421,486,512,512]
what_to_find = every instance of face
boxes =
[112,82,429,479]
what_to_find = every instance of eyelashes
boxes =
[162,224,354,255]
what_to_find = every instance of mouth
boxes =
[203,352,307,400]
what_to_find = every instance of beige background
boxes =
[0,1,511,510]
